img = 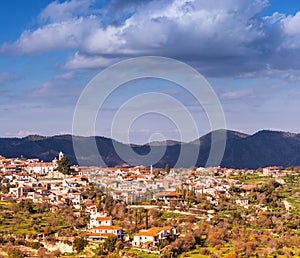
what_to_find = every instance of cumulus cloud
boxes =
[263,12,286,24]
[1,17,99,55]
[64,52,120,69]
[280,12,300,49]
[1,0,300,76]
[39,0,93,22]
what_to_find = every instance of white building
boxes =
[263,166,282,176]
[89,211,112,229]
[88,225,122,241]
[132,226,177,249]
[27,162,56,176]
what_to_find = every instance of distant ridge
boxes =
[1,129,300,169]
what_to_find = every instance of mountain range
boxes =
[1,130,300,169]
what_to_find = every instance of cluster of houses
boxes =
[0,151,288,207]
[85,204,122,242]
[85,203,178,249]
[0,152,289,211]
[83,166,174,203]
[0,152,67,176]
[0,153,90,208]
[0,151,179,250]
[0,152,294,251]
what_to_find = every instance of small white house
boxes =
[132,226,177,249]
[90,214,112,228]
[263,166,282,176]
[88,225,122,241]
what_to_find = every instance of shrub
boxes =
[160,245,178,258]
[7,236,16,244]
[27,241,43,249]
[7,247,25,258]
[103,236,117,253]
[73,237,88,253]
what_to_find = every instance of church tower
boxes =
[59,151,64,161]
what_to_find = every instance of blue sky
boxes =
[0,0,300,143]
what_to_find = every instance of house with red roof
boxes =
[87,225,122,242]
[132,226,178,249]
[85,203,97,214]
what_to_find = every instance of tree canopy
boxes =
[55,156,74,175]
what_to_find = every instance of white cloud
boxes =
[2,0,300,75]
[16,130,37,137]
[263,12,286,24]
[54,72,75,80]
[63,52,120,69]
[280,70,300,82]
[39,0,93,22]
[80,0,267,58]
[4,130,37,137]
[64,52,120,69]
[220,88,253,100]
[81,26,126,54]
[0,1,265,52]
[1,17,98,55]
[281,12,300,49]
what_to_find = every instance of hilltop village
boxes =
[0,153,300,257]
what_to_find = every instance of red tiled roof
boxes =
[96,217,112,221]
[165,191,182,197]
[86,203,96,207]
[88,233,115,237]
[92,225,121,230]
[137,226,173,237]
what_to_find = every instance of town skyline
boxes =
[0,150,299,257]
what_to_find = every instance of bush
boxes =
[16,239,26,246]
[160,245,178,258]
[27,241,43,249]
[0,235,6,244]
[44,236,57,244]
[103,236,117,253]
[7,247,25,258]
[7,236,16,244]
[73,237,88,253]
[171,233,196,253]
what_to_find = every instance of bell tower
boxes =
[59,151,64,161]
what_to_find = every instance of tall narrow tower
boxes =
[59,151,64,161]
